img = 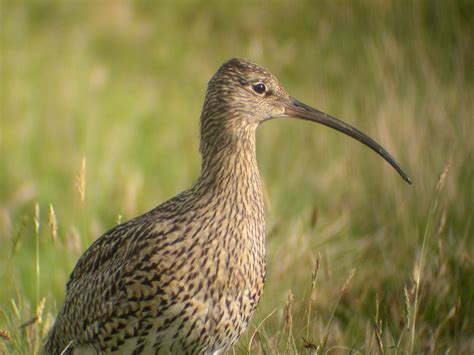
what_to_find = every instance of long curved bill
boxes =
[284,97,411,184]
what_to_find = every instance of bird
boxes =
[43,58,411,354]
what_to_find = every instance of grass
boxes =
[1,0,473,353]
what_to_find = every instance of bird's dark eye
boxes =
[252,83,266,94]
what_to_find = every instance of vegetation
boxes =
[1,0,472,353]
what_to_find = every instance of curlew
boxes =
[43,58,411,354]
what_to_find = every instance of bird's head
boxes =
[200,58,411,184]
[202,58,290,124]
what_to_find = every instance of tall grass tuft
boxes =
[409,161,451,353]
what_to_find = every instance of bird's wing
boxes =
[48,216,165,351]
[66,217,154,290]
[46,191,198,352]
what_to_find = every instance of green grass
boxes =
[1,0,473,353]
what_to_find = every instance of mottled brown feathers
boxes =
[44,59,274,354]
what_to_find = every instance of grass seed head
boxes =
[48,204,58,243]
[76,157,86,203]
[34,203,40,236]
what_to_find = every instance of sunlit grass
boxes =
[1,0,473,353]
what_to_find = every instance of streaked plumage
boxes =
[44,58,410,354]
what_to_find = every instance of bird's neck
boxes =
[194,126,266,303]
[197,126,264,214]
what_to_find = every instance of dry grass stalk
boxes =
[34,203,40,236]
[404,286,411,330]
[342,268,355,293]
[435,160,450,192]
[285,289,295,353]
[76,157,86,203]
[33,203,41,321]
[36,297,46,323]
[320,269,356,351]
[11,216,27,256]
[48,204,58,243]
[436,209,447,239]
[247,308,276,352]
[305,256,320,342]
[373,293,384,353]
[410,160,451,353]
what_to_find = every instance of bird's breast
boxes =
[140,206,266,352]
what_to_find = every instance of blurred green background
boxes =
[1,0,473,353]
